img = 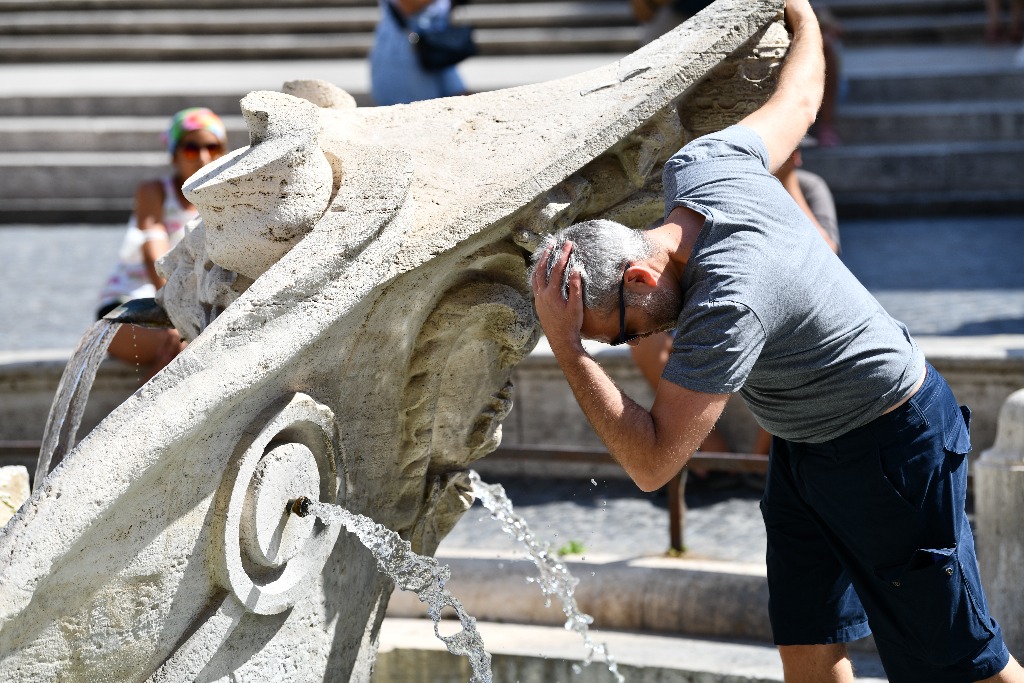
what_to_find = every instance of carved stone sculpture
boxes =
[975,389,1024,655]
[0,2,786,680]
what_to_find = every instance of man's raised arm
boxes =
[739,0,825,172]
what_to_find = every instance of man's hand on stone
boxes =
[531,242,585,353]
[784,0,817,33]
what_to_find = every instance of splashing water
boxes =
[35,319,121,490]
[468,471,624,682]
[295,499,493,683]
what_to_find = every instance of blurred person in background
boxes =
[812,5,845,147]
[370,0,470,105]
[631,0,713,45]
[97,107,227,378]
[985,0,1023,43]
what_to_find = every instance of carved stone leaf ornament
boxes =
[0,2,787,681]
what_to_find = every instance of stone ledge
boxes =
[383,551,886,663]
[3,335,1022,449]
[386,551,773,641]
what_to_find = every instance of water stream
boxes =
[34,319,121,490]
[468,470,624,682]
[293,498,493,683]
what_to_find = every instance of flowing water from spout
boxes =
[34,319,121,490]
[468,470,625,682]
[296,499,493,683]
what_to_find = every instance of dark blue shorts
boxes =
[761,363,1010,682]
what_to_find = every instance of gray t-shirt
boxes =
[661,125,924,443]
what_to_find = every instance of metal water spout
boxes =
[101,297,174,328]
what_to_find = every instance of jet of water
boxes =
[292,497,493,683]
[35,319,121,489]
[467,471,624,682]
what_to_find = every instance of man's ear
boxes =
[624,264,659,289]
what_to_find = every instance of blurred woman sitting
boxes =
[97,107,227,378]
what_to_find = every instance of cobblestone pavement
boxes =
[439,474,767,563]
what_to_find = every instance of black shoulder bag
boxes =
[385,1,478,72]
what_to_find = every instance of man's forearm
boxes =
[548,341,684,491]
[775,3,826,133]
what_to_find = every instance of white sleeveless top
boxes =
[99,176,198,306]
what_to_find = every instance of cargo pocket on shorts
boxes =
[945,404,971,455]
[876,546,992,665]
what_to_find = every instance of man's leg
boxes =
[778,643,853,683]
[979,655,1024,682]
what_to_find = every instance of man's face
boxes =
[580,280,682,346]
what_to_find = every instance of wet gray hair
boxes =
[529,219,655,315]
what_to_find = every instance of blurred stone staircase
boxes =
[0,0,1021,222]
[0,0,638,62]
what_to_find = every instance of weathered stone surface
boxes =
[975,388,1024,657]
[0,2,788,680]
[186,90,335,281]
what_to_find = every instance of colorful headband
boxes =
[161,107,227,155]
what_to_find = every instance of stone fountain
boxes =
[0,2,789,680]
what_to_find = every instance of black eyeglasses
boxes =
[610,266,640,346]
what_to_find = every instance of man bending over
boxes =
[529,1,1023,681]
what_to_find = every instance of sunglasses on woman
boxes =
[179,141,225,160]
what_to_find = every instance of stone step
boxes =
[0,54,611,116]
[819,0,982,18]
[0,25,644,62]
[7,140,1018,199]
[0,2,633,36]
[5,97,1023,153]
[0,0,557,7]
[0,0,378,7]
[0,2,997,64]
[0,115,250,152]
[0,92,272,118]
[375,618,890,682]
[804,139,1024,216]
[0,151,164,201]
[836,100,1024,144]
[804,139,1024,194]
[0,47,1016,117]
[839,11,988,45]
[0,6,381,34]
[2,144,1021,222]
[830,189,1024,219]
[846,63,1024,104]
